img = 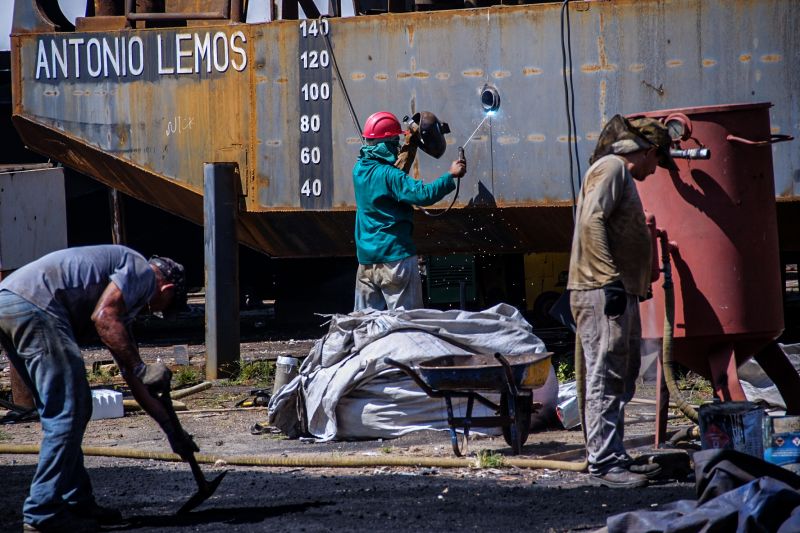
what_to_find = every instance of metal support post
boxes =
[203,162,240,379]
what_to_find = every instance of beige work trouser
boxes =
[570,288,641,474]
[354,255,423,312]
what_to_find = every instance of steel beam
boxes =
[204,162,240,379]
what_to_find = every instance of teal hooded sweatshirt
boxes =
[353,142,456,265]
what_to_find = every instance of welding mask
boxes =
[411,111,451,159]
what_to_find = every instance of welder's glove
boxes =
[407,121,421,146]
[166,428,200,459]
[133,362,172,396]
[602,280,627,317]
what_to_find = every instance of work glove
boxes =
[133,362,172,396]
[602,280,627,317]
[407,120,421,146]
[166,427,200,459]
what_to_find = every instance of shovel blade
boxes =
[177,470,227,515]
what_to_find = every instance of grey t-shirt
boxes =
[0,245,156,334]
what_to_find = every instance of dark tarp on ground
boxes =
[607,449,800,533]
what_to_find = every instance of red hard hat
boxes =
[362,111,405,139]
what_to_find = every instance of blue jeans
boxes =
[0,291,94,526]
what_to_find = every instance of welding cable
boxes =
[320,17,364,145]
[0,443,588,471]
[565,0,581,186]
[420,176,460,218]
[657,231,699,423]
[560,0,578,220]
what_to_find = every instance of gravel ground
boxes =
[0,338,698,532]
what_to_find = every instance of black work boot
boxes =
[22,513,99,533]
[590,466,649,488]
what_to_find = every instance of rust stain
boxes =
[666,59,683,68]
[702,59,717,68]
[462,69,484,77]
[599,79,607,123]
[498,136,520,145]
[526,134,545,143]
[413,71,430,79]
[492,70,511,79]
[43,88,59,96]
[446,137,455,145]
[374,73,389,81]
[397,71,412,79]
[739,54,752,63]
[265,140,282,146]
[275,77,288,84]
[557,135,580,143]
[771,126,781,134]
[581,64,602,73]
[435,72,450,80]
[761,54,781,63]
[628,63,645,73]
[586,132,599,141]
[523,67,543,76]
[351,72,367,81]
[407,25,415,47]
[255,76,268,83]
[347,137,361,144]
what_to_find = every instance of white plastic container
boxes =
[90,389,124,420]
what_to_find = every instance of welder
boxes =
[567,115,676,488]
[353,111,466,311]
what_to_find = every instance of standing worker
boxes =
[353,111,466,311]
[567,115,676,488]
[0,245,196,532]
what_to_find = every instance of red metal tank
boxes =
[635,103,785,397]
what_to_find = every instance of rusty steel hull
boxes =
[11,0,800,257]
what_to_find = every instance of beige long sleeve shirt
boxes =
[567,155,652,298]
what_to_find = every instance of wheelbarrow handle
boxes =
[494,353,520,396]
[383,357,440,397]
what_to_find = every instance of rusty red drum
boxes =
[635,103,785,379]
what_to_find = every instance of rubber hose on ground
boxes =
[0,443,588,471]
[658,233,699,423]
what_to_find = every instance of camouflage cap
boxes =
[149,255,188,317]
[629,116,679,171]
[589,114,678,171]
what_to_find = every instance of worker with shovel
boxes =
[0,245,195,532]
[353,111,466,311]
[567,115,677,488]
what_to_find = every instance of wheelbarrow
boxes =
[384,353,552,456]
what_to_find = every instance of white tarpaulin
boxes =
[268,304,556,441]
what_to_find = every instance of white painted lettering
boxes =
[212,32,229,72]
[86,38,102,77]
[36,40,50,80]
[231,31,247,72]
[51,39,68,79]
[68,38,84,78]
[194,33,211,74]
[102,38,121,77]
[157,34,174,74]
[121,36,126,76]
[175,33,193,74]
[128,37,144,76]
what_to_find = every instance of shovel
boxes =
[158,391,228,514]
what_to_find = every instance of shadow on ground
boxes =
[1,459,696,532]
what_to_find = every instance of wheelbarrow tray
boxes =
[416,353,551,392]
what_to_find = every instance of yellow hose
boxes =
[657,232,699,423]
[0,443,587,470]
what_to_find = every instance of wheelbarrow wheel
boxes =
[501,392,532,454]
